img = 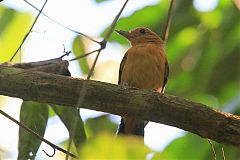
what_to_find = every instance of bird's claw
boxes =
[152,89,158,92]
[121,82,129,89]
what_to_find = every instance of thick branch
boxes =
[0,66,239,147]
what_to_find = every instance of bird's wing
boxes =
[160,59,169,93]
[118,52,129,85]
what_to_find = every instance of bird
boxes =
[115,27,169,136]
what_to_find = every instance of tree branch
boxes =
[162,0,175,42]
[0,109,77,158]
[0,65,239,147]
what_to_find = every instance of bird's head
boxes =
[115,27,163,46]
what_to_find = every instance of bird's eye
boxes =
[139,29,146,34]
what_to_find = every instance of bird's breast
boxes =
[121,44,166,91]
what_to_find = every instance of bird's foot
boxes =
[121,82,129,89]
[152,89,158,92]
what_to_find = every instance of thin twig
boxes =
[208,139,217,160]
[101,0,129,47]
[23,0,99,44]
[10,0,48,62]
[60,51,72,59]
[162,0,175,42]
[65,0,130,159]
[61,44,72,58]
[69,49,100,61]
[86,50,101,80]
[0,109,77,158]
[42,148,55,157]
[69,0,129,62]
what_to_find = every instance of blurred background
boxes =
[0,0,239,159]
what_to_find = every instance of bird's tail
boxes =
[117,117,145,136]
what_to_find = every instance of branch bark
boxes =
[0,65,239,147]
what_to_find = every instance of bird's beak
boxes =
[115,30,131,39]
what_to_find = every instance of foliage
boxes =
[0,0,239,159]
[18,101,48,160]
[80,132,150,159]
[52,105,87,150]
[84,115,118,137]
[101,0,240,159]
[0,5,32,62]
[72,36,90,75]
[153,133,240,160]
[94,0,110,3]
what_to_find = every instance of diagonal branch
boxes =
[69,49,100,61]
[162,0,175,42]
[0,65,239,147]
[101,0,129,47]
[0,109,77,158]
[23,0,99,44]
[65,1,130,158]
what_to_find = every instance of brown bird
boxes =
[116,27,169,136]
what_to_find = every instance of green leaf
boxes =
[0,6,15,36]
[85,115,118,137]
[0,5,32,62]
[52,105,87,150]
[153,133,209,160]
[95,0,110,3]
[72,36,90,74]
[18,101,49,160]
[80,132,150,159]
[57,138,79,157]
[101,0,170,45]
[153,133,240,160]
